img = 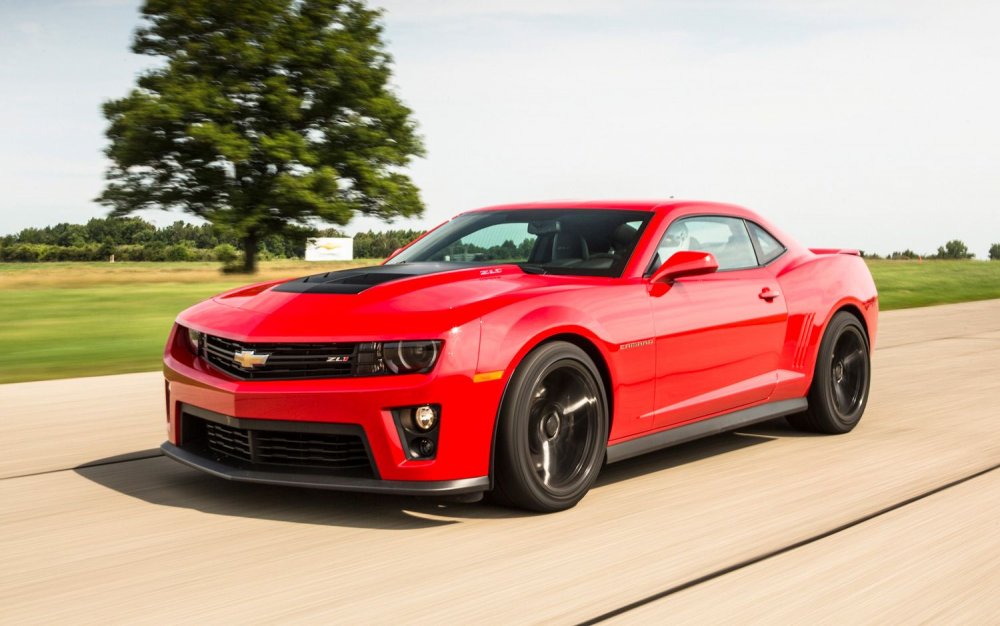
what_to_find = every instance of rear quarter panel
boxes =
[769,250,878,399]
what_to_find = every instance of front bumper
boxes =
[162,323,506,492]
[161,442,489,495]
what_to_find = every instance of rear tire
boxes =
[788,311,870,434]
[493,342,608,512]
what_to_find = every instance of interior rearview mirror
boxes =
[527,220,561,236]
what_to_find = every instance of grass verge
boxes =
[0,260,370,384]
[866,260,1000,309]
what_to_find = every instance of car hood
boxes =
[178,263,588,342]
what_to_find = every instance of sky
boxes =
[1,0,999,257]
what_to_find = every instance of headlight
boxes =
[185,327,203,355]
[383,340,441,374]
[356,340,442,375]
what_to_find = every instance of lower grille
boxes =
[205,422,252,460]
[181,407,376,478]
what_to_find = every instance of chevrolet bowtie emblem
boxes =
[232,350,270,369]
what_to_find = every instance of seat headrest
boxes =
[612,223,638,248]
[552,232,589,261]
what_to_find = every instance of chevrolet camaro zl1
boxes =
[162,200,877,512]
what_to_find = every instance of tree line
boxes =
[864,240,1000,261]
[0,217,422,263]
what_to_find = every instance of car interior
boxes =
[525,220,642,270]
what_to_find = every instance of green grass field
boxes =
[864,260,1000,309]
[2,259,999,384]
[0,260,372,384]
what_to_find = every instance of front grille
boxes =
[203,334,356,380]
[181,409,376,478]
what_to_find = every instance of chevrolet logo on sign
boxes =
[232,350,270,369]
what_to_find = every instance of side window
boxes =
[747,222,786,264]
[650,215,759,272]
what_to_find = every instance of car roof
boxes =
[465,199,753,216]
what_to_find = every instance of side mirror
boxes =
[650,250,719,284]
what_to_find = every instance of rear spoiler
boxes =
[808,248,861,256]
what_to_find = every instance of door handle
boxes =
[759,288,781,301]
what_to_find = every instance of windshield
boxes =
[386,209,652,277]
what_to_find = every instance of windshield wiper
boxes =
[517,263,548,275]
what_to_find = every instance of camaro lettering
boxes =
[619,339,653,351]
[326,355,350,363]
[479,268,502,276]
[232,350,270,368]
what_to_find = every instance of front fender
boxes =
[477,286,656,445]
[477,305,616,382]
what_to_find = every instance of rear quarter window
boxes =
[747,222,786,264]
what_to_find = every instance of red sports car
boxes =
[162,200,877,511]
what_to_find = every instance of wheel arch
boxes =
[542,333,615,432]
[802,300,872,390]
[486,331,615,489]
[789,301,873,434]
[829,302,871,347]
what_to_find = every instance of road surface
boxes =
[1,299,998,623]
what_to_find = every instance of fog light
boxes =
[413,437,435,458]
[413,405,438,431]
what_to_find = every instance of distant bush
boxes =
[989,243,1000,261]
[214,243,240,264]
[165,243,193,262]
[887,249,921,260]
[1,243,45,262]
[935,240,974,259]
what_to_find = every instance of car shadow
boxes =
[596,427,777,486]
[741,416,827,438]
[74,425,781,529]
[74,451,475,530]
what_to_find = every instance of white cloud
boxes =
[15,21,42,36]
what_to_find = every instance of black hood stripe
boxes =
[272,262,480,294]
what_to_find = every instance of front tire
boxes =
[788,311,871,434]
[493,342,608,512]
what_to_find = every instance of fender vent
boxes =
[793,313,815,370]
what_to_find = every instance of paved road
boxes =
[2,300,998,623]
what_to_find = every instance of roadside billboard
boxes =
[305,237,354,261]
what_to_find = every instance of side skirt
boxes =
[605,398,808,464]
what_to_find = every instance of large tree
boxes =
[99,0,424,272]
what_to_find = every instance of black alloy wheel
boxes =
[493,342,608,512]
[789,311,871,434]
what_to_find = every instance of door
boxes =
[647,215,788,428]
